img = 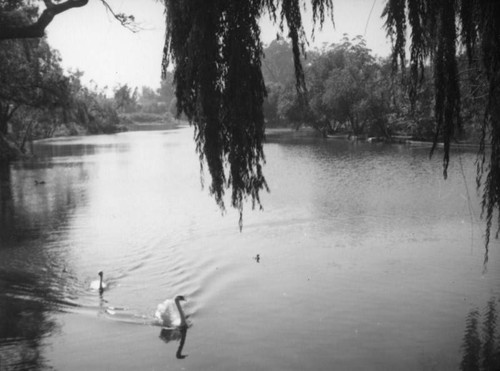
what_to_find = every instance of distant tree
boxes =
[67,70,121,134]
[157,73,175,108]
[261,39,295,86]
[261,40,299,127]
[262,82,283,127]
[277,81,311,129]
[140,86,158,103]
[136,86,166,114]
[301,36,389,137]
[113,84,137,113]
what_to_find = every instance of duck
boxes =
[155,295,187,328]
[90,271,107,293]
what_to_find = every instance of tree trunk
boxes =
[0,103,19,136]
[0,118,7,136]
[0,132,23,161]
[20,120,36,153]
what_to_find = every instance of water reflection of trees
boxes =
[0,270,59,370]
[0,160,80,370]
[460,298,500,371]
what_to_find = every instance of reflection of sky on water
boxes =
[0,129,498,370]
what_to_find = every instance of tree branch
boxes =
[0,0,139,40]
[0,0,89,40]
[43,0,56,9]
[100,0,139,32]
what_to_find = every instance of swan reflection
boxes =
[160,327,188,359]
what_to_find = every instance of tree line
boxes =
[262,36,486,142]
[0,35,175,160]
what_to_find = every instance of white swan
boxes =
[155,295,187,328]
[89,271,107,293]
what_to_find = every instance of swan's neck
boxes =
[99,275,103,292]
[175,299,187,327]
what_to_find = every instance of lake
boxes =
[0,126,499,370]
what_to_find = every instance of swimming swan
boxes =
[155,295,187,328]
[90,271,107,293]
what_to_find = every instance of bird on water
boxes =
[90,271,107,294]
[155,295,187,329]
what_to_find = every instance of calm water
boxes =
[0,127,498,370]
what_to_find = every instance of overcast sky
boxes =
[46,0,391,91]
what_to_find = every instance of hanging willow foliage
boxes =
[162,0,332,226]
[384,0,500,261]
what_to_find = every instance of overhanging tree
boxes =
[162,0,333,226]
[0,0,136,40]
[383,0,500,261]
[0,37,70,138]
[0,0,89,39]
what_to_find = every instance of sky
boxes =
[46,0,392,92]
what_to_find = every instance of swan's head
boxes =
[175,295,186,302]
[98,271,103,277]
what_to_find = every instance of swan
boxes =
[90,271,107,293]
[155,295,187,328]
